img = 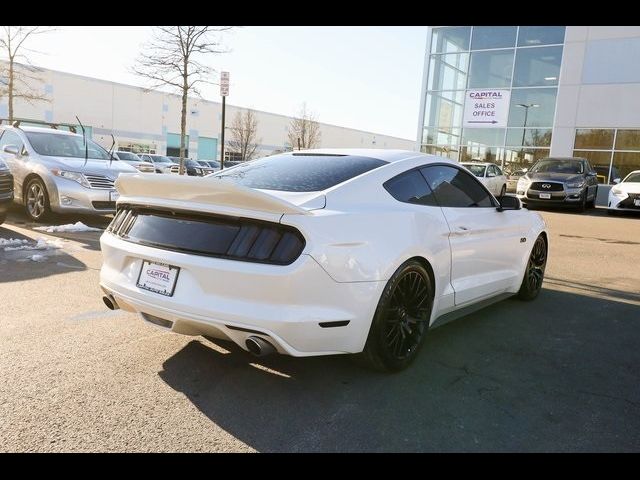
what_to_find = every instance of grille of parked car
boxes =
[107,206,306,266]
[169,165,180,173]
[0,172,12,194]
[618,193,640,209]
[530,182,564,191]
[137,164,155,173]
[92,201,116,210]
[85,174,116,189]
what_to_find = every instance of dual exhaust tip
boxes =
[102,295,275,357]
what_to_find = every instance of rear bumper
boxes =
[99,232,384,356]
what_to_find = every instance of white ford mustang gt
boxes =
[99,149,548,371]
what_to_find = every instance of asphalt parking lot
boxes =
[1,204,639,452]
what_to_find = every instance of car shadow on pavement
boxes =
[5,205,109,252]
[158,287,640,452]
[1,225,88,283]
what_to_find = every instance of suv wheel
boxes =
[24,177,51,222]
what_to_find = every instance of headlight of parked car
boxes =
[50,169,91,188]
[517,177,530,189]
[566,181,586,188]
[611,186,627,197]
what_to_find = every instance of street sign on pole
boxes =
[220,72,229,170]
[220,71,229,97]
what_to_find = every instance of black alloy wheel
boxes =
[518,235,547,301]
[358,260,433,372]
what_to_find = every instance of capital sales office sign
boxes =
[463,89,511,128]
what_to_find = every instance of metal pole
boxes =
[220,96,226,170]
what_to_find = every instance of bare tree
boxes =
[0,26,55,122]
[287,103,321,150]
[132,26,232,175]
[227,109,260,161]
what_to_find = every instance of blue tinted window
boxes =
[471,26,517,50]
[518,26,566,47]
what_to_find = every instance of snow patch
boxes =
[3,237,64,252]
[33,221,102,233]
[30,254,46,262]
[0,238,30,248]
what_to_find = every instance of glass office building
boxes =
[418,26,640,188]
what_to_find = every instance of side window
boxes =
[493,165,503,176]
[421,165,497,208]
[0,130,23,150]
[384,169,438,207]
[487,165,496,177]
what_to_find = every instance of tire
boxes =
[24,177,51,222]
[518,235,547,301]
[357,260,433,372]
[587,186,597,208]
[0,211,6,225]
[499,184,506,198]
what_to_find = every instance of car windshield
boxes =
[213,153,387,192]
[462,164,486,177]
[185,160,200,167]
[25,132,111,160]
[623,172,640,183]
[115,151,141,162]
[530,159,584,174]
[150,155,173,164]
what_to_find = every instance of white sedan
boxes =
[608,170,640,214]
[99,149,548,372]
[460,162,508,197]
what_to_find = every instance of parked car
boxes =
[505,168,528,193]
[196,160,215,175]
[460,162,507,197]
[0,123,137,221]
[100,149,548,372]
[114,151,155,173]
[608,170,640,215]
[516,157,599,212]
[0,158,13,225]
[138,154,176,174]
[165,157,207,176]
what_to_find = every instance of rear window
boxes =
[213,153,387,192]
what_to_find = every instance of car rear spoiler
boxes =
[115,173,311,216]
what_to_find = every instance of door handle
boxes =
[457,226,469,231]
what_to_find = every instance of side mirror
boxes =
[497,195,521,212]
[2,144,19,156]
[587,171,597,177]
[613,178,621,184]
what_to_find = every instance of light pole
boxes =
[516,103,539,166]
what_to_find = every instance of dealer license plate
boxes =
[136,260,180,297]
[110,190,120,202]
[635,199,640,207]
[539,193,551,199]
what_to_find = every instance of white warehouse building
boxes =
[0,64,415,161]
[417,26,640,201]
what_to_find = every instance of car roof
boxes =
[2,125,80,136]
[541,156,587,161]
[282,148,424,163]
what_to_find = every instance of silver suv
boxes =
[0,123,137,221]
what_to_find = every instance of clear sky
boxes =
[14,26,428,140]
